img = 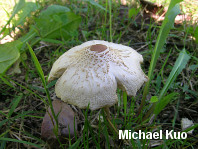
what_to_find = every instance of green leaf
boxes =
[84,0,106,11]
[159,49,190,99]
[11,0,26,18]
[0,40,21,74]
[20,5,81,47]
[189,64,198,71]
[150,96,158,103]
[128,8,139,19]
[150,49,190,117]
[12,2,40,26]
[46,79,57,88]
[154,93,178,115]
[18,29,37,51]
[34,5,81,40]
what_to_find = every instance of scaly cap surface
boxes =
[48,40,148,110]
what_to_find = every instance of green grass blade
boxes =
[0,75,15,88]
[7,94,23,118]
[0,0,25,35]
[144,0,182,98]
[159,49,190,99]
[27,43,46,86]
[83,108,89,149]
[123,91,127,123]
[139,0,183,114]
[183,123,198,133]
[0,119,9,127]
[146,49,190,118]
[0,111,7,117]
[98,113,101,144]
[2,75,47,105]
[0,130,10,138]
[108,0,112,42]
[88,122,100,148]
[12,127,46,144]
[0,133,8,149]
[154,92,178,116]
[27,43,59,140]
[172,98,180,129]
[103,120,110,148]
[0,138,42,148]
[0,111,33,128]
[159,49,172,81]
[68,137,82,149]
[85,0,106,11]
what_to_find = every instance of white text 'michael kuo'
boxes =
[119,130,187,140]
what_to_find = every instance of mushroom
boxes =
[41,99,77,140]
[48,40,148,111]
[181,118,194,134]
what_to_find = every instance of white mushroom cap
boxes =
[48,40,148,110]
[181,118,194,134]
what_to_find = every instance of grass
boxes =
[147,0,198,23]
[0,0,198,148]
[0,0,16,28]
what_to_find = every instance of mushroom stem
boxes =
[103,107,131,145]
[103,107,110,119]
[103,107,118,134]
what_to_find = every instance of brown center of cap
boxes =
[90,44,107,53]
